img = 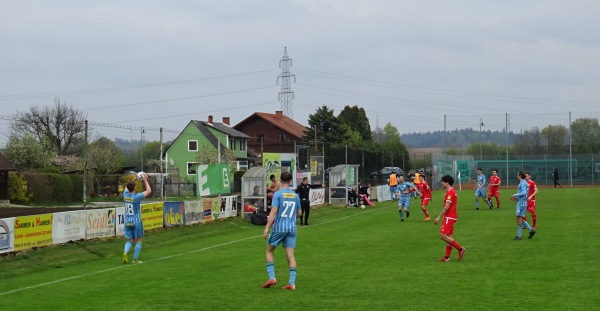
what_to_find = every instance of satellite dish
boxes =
[169,158,175,166]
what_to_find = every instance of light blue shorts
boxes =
[389,186,398,195]
[475,188,486,198]
[515,199,527,217]
[268,231,297,248]
[398,196,411,208]
[124,222,144,239]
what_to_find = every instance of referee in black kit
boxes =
[295,177,313,225]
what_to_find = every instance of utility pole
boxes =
[276,47,296,118]
[479,118,484,160]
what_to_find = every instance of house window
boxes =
[230,138,236,150]
[188,140,198,151]
[187,162,198,175]
[240,140,246,151]
[278,134,286,142]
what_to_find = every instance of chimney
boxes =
[222,117,230,126]
[208,115,213,123]
[275,111,283,119]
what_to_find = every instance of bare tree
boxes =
[12,97,86,155]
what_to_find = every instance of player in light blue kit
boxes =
[122,173,152,264]
[397,175,414,222]
[474,168,491,210]
[511,171,536,240]
[262,171,302,290]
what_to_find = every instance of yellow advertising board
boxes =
[14,214,53,251]
[203,198,215,223]
[141,202,164,230]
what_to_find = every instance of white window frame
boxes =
[187,162,198,175]
[188,140,198,152]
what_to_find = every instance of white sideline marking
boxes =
[1,206,381,296]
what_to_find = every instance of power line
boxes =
[82,86,275,110]
[294,67,600,105]
[0,69,278,100]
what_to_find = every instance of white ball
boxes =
[136,171,146,181]
[360,205,365,209]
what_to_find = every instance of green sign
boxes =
[197,164,232,196]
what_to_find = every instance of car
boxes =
[370,167,403,180]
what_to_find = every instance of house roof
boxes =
[235,112,307,139]
[0,153,16,171]
[201,121,251,139]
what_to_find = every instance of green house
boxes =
[165,116,251,182]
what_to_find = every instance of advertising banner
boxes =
[309,188,325,206]
[310,156,324,184]
[52,210,86,244]
[203,198,216,223]
[141,202,164,230]
[115,206,125,236]
[0,217,15,254]
[219,195,238,218]
[197,164,232,196]
[164,201,185,227]
[184,199,204,225]
[377,185,392,202]
[264,152,297,188]
[14,214,53,251]
[86,208,116,239]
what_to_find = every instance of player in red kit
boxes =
[487,169,501,209]
[523,172,538,229]
[434,175,466,262]
[414,174,431,222]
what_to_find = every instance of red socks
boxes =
[445,245,452,257]
[450,240,462,250]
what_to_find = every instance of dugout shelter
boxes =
[328,164,360,206]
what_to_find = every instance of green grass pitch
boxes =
[1,187,598,310]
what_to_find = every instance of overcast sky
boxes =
[1,0,599,141]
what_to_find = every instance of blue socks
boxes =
[266,262,275,280]
[475,200,480,208]
[398,210,404,220]
[517,224,523,237]
[124,241,132,254]
[522,220,533,231]
[289,268,297,285]
[133,242,142,260]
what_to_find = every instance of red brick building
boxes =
[234,111,307,155]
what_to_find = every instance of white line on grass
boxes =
[1,205,385,296]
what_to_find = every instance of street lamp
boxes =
[479,119,484,160]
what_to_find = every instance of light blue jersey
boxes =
[514,179,529,217]
[476,174,487,198]
[397,182,413,198]
[124,190,144,224]
[271,188,301,233]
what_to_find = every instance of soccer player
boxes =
[474,168,491,209]
[396,175,413,222]
[523,172,539,229]
[262,171,302,290]
[487,169,501,209]
[510,171,536,240]
[122,173,152,264]
[388,172,399,201]
[434,175,466,262]
[414,174,432,221]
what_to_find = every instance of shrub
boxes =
[118,173,142,193]
[68,174,83,202]
[8,172,33,204]
[22,172,51,203]
[48,174,73,202]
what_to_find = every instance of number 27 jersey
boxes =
[271,189,301,233]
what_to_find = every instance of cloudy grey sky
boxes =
[1,0,599,138]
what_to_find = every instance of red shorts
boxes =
[421,197,430,207]
[527,200,536,213]
[488,189,499,198]
[440,217,457,235]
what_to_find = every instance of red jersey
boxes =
[417,181,432,199]
[489,176,501,189]
[443,187,458,218]
[527,180,537,200]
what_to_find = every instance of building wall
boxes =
[236,118,300,154]
[166,123,216,182]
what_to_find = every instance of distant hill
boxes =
[401,129,517,148]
